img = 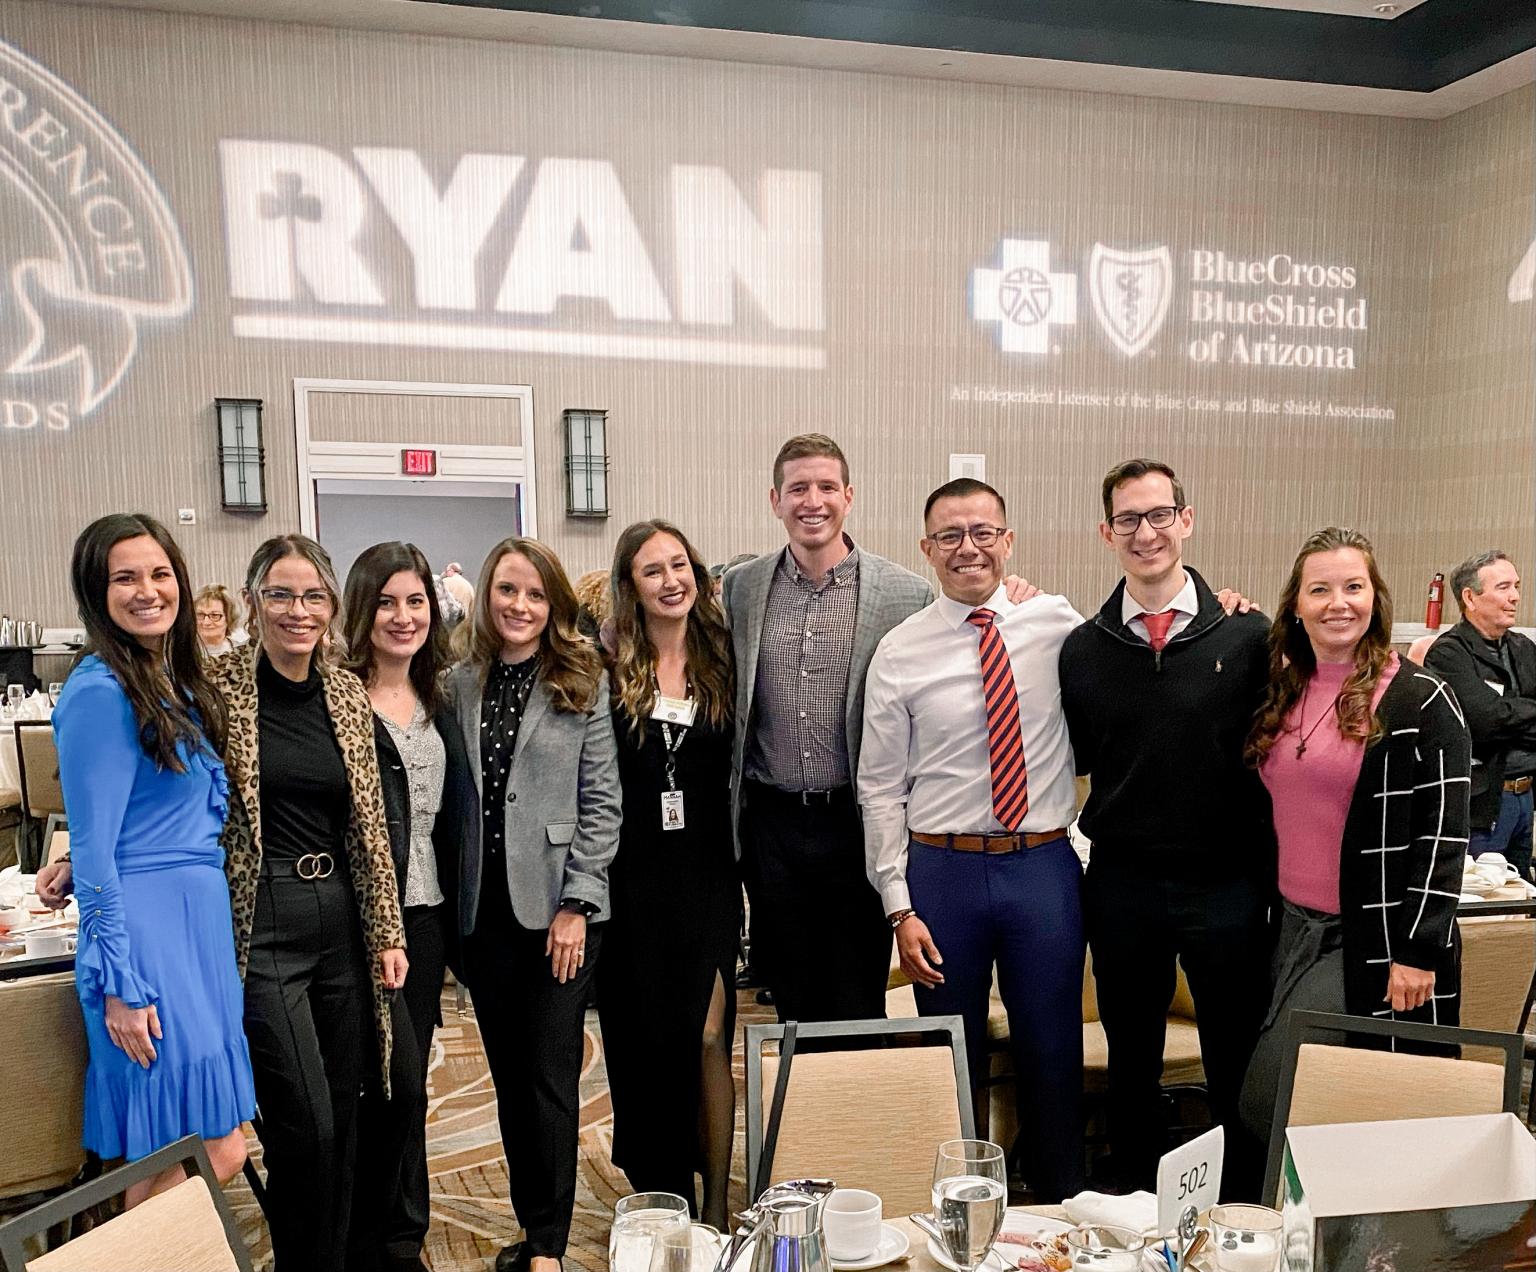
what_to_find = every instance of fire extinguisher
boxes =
[1426,572,1445,629]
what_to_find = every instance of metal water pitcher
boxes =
[712,1180,835,1272]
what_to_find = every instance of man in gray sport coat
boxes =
[722,434,932,1022]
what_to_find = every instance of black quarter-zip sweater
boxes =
[1058,567,1275,878]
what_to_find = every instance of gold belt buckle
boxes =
[296,852,336,881]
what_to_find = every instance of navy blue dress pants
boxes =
[906,836,1085,1202]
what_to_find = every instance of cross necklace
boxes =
[1294,680,1344,759]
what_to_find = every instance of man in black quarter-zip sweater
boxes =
[1059,458,1275,1202]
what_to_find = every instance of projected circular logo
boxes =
[997,265,1055,327]
[0,40,192,430]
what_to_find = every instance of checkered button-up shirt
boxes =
[745,542,860,791]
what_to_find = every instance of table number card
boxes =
[1156,1125,1224,1239]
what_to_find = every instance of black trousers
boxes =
[349,902,448,1271]
[739,781,891,1023]
[464,916,603,1258]
[1083,857,1272,1201]
[244,866,373,1272]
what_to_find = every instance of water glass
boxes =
[930,1139,1007,1272]
[610,1192,691,1272]
[47,683,62,707]
[646,1223,722,1272]
[1064,1225,1144,1270]
[1209,1204,1283,1272]
[6,684,22,714]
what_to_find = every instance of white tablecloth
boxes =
[0,723,19,795]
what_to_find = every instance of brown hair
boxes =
[468,538,602,714]
[194,584,237,629]
[242,534,343,663]
[1101,458,1186,521]
[1245,526,1394,766]
[339,541,448,720]
[607,520,734,736]
[773,433,849,490]
[573,570,612,628]
[68,513,227,770]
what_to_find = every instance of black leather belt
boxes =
[745,779,852,806]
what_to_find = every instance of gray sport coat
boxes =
[442,662,622,932]
[721,545,932,852]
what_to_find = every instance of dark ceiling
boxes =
[416,0,1536,92]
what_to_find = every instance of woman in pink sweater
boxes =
[1238,527,1470,1139]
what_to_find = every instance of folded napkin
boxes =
[19,692,51,721]
[1062,1190,1159,1236]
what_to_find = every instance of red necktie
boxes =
[1141,610,1176,652]
[966,608,1029,831]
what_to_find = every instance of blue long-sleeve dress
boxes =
[54,655,256,1160]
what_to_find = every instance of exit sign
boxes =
[401,448,437,476]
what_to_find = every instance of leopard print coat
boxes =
[210,645,407,1094]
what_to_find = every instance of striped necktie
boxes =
[966,608,1029,831]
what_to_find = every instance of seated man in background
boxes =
[1426,550,1536,877]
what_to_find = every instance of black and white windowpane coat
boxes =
[1337,666,1471,1031]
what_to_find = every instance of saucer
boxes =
[831,1222,909,1271]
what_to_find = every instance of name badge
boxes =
[651,695,697,726]
[661,790,686,831]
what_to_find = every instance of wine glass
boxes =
[5,684,22,717]
[47,683,62,708]
[646,1223,722,1272]
[927,1139,1007,1272]
[609,1192,690,1272]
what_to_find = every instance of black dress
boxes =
[597,707,739,1198]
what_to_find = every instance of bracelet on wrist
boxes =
[888,908,916,931]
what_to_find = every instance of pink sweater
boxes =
[1261,653,1400,914]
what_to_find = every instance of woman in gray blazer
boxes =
[442,537,621,1272]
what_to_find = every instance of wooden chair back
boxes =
[0,972,87,1199]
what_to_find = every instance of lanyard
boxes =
[660,719,689,792]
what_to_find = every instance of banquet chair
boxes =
[0,1135,253,1272]
[1455,902,1536,1062]
[13,725,64,875]
[1259,1009,1524,1205]
[745,1016,972,1212]
[0,972,90,1219]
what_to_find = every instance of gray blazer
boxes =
[443,661,622,932]
[721,545,932,845]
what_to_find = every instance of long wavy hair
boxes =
[1246,526,1394,766]
[69,513,227,770]
[241,534,343,664]
[468,538,601,714]
[608,520,734,736]
[339,541,448,720]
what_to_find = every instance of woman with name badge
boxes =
[442,537,621,1272]
[598,520,738,1229]
[1238,527,1470,1137]
[52,514,254,1206]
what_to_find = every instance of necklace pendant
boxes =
[1295,740,1307,759]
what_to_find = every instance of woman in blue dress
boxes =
[53,513,256,1205]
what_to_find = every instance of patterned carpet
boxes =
[225,986,774,1270]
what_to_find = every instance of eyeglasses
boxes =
[926,524,1008,552]
[259,587,333,611]
[1107,505,1183,536]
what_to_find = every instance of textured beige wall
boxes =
[0,0,1530,633]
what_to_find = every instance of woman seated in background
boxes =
[442,537,621,1272]
[1239,527,1471,1138]
[194,583,243,658]
[598,520,738,1229]
[341,541,473,1272]
[54,514,254,1204]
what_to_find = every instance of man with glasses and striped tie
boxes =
[858,477,1086,1203]
[1057,458,1273,1200]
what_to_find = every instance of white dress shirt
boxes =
[858,585,1084,914]
[1120,570,1198,645]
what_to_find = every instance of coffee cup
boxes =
[1475,853,1520,887]
[824,1188,882,1262]
[24,929,75,958]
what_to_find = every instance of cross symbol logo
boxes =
[971,239,1078,354]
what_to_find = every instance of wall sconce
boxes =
[563,409,609,518]
[216,398,266,513]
